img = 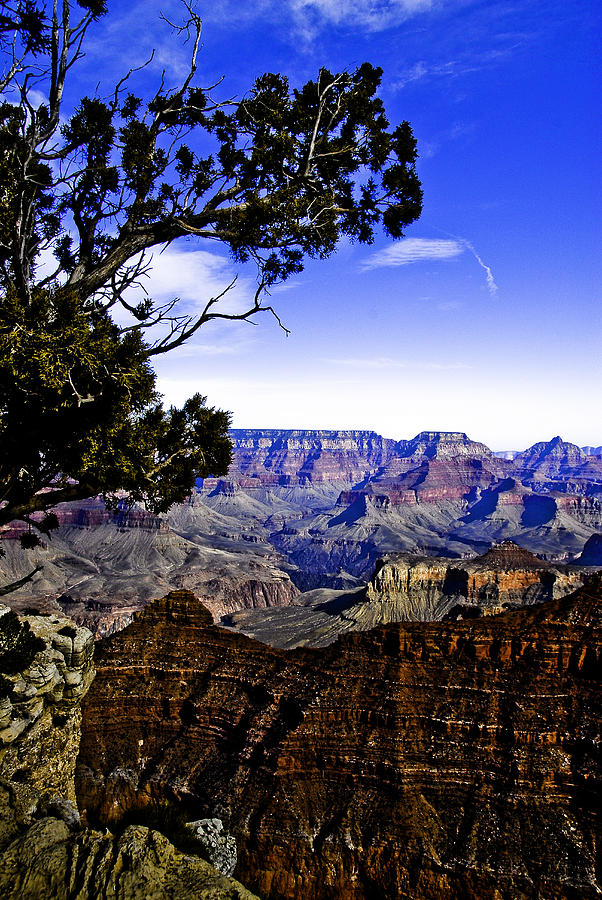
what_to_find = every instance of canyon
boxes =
[0,429,601,638]
[77,577,602,899]
[222,541,588,648]
[0,429,600,898]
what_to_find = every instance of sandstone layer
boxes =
[366,541,585,619]
[0,606,258,899]
[78,582,602,900]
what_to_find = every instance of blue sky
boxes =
[74,0,600,449]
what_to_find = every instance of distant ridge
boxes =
[583,445,602,457]
[2,428,602,632]
[230,429,602,457]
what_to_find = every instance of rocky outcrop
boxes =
[510,437,602,495]
[175,572,299,621]
[365,541,585,620]
[513,436,589,475]
[221,543,588,648]
[577,533,602,565]
[0,497,169,538]
[0,609,94,800]
[186,818,238,876]
[0,499,299,637]
[0,605,258,900]
[582,446,602,458]
[0,819,258,900]
[78,583,602,900]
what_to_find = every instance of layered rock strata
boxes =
[78,583,602,900]
[223,542,588,650]
[227,429,397,485]
[3,430,602,627]
[365,541,585,621]
[0,606,257,900]
[0,499,298,637]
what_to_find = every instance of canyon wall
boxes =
[221,541,589,649]
[365,541,585,620]
[78,581,602,900]
[226,428,398,485]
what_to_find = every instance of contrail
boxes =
[463,241,498,296]
[430,225,499,296]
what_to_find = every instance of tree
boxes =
[0,1,423,559]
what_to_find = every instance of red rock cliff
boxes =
[77,582,602,899]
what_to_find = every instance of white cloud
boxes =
[111,245,273,369]
[360,238,464,271]
[123,245,254,316]
[360,235,498,296]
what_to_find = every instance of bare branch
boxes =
[0,566,43,597]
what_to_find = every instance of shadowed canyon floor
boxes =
[77,578,602,900]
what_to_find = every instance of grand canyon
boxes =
[1,429,601,898]
[1,429,602,636]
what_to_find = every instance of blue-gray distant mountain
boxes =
[582,445,602,457]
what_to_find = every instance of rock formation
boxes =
[582,446,602,458]
[227,428,397,485]
[577,533,602,566]
[0,492,298,636]
[510,437,602,494]
[366,540,585,618]
[0,605,258,899]
[222,541,587,648]
[3,429,602,630]
[78,582,602,899]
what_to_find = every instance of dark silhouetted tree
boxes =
[0,0,422,585]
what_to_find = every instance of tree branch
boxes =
[0,565,43,597]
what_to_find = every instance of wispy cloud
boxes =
[360,238,464,271]
[270,280,305,293]
[361,235,498,296]
[325,356,471,370]
[287,0,436,33]
[394,46,519,89]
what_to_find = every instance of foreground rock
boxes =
[78,583,602,899]
[0,605,257,899]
